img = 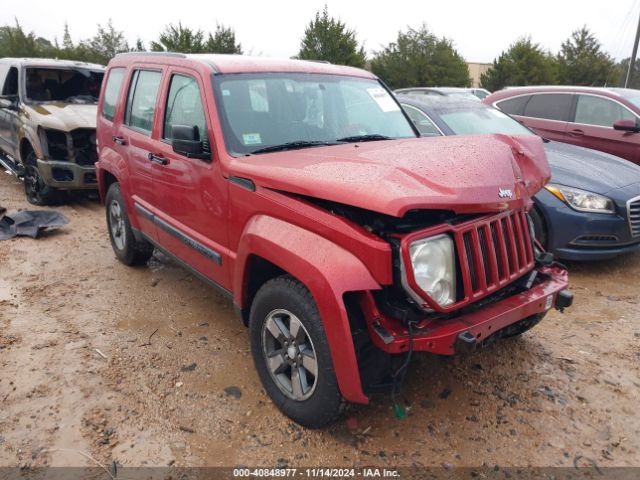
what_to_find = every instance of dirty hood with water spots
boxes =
[24,103,97,131]
[230,134,550,217]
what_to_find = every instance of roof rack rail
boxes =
[115,52,188,59]
[304,59,331,64]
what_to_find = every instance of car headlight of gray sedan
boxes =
[545,184,615,214]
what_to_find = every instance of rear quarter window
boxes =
[495,95,530,116]
[101,68,125,121]
[523,94,573,121]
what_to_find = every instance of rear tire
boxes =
[23,149,61,206]
[249,275,344,428]
[105,182,153,266]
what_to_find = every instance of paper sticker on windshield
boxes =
[367,88,400,112]
[242,133,262,145]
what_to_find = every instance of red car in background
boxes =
[484,86,640,164]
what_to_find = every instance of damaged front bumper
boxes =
[360,266,571,355]
[37,159,97,189]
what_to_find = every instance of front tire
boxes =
[249,276,344,428]
[105,182,153,266]
[23,149,61,206]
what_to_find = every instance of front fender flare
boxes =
[234,215,381,404]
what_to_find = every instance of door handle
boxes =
[147,152,168,165]
[112,135,126,145]
[568,129,584,137]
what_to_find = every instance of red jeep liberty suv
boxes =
[96,53,572,428]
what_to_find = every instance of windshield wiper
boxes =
[247,140,344,155]
[335,134,392,143]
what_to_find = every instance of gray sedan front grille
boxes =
[628,195,640,237]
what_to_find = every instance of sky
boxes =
[3,0,640,63]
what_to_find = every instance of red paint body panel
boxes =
[360,266,568,355]
[230,134,549,217]
[234,215,382,404]
[227,186,393,291]
[96,54,570,406]
[188,54,376,78]
[485,86,640,165]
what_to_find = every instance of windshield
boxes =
[438,106,533,136]
[25,67,104,104]
[213,73,416,156]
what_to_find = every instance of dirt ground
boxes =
[1,171,639,471]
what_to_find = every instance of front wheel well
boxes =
[240,255,287,325]
[20,138,34,163]
[529,202,548,249]
[103,171,118,193]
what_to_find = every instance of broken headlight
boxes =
[402,233,456,308]
[38,127,69,160]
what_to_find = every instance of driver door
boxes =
[150,68,231,291]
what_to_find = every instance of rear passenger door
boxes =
[570,94,640,162]
[150,68,231,291]
[117,67,164,240]
[519,93,573,142]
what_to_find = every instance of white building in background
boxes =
[468,62,491,87]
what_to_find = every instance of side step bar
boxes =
[0,153,25,178]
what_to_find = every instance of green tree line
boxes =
[0,18,242,65]
[0,10,637,90]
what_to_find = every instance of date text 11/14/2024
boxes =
[233,468,400,477]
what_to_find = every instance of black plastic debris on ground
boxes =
[0,210,69,241]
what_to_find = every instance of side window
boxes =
[163,74,208,147]
[124,70,162,134]
[2,67,19,96]
[523,94,572,121]
[101,68,125,121]
[401,104,441,136]
[496,95,531,116]
[574,95,636,127]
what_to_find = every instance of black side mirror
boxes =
[171,125,210,160]
[613,119,640,133]
[0,95,18,110]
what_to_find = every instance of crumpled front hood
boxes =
[230,134,550,217]
[545,141,640,193]
[24,103,97,131]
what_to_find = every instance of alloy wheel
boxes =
[24,165,43,204]
[261,309,318,401]
[109,200,126,251]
